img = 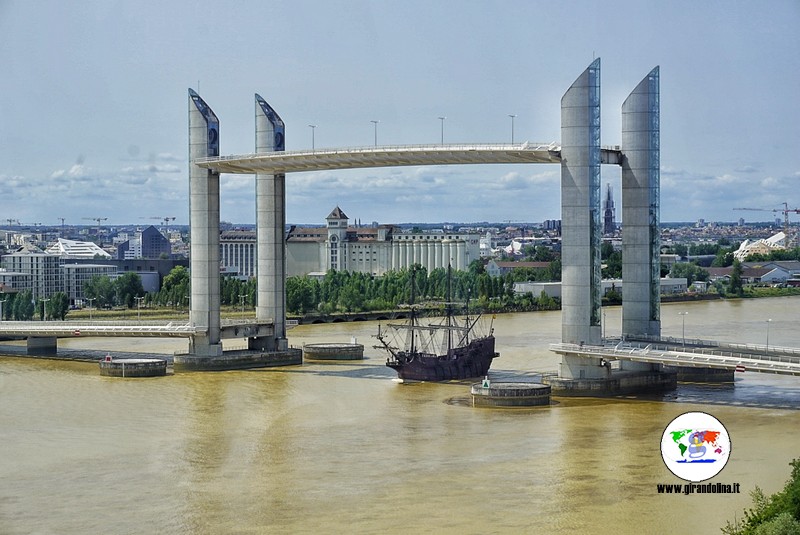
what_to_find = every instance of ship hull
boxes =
[386,336,498,381]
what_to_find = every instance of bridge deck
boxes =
[0,319,284,339]
[550,341,800,376]
[194,143,621,174]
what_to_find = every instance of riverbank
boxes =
[17,288,799,326]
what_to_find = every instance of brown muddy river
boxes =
[1,297,798,533]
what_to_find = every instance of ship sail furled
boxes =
[375,265,499,382]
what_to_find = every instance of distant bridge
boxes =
[0,319,295,355]
[194,143,623,174]
[0,320,203,338]
[550,337,800,377]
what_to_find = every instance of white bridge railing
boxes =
[550,342,800,377]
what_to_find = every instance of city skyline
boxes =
[1,1,798,226]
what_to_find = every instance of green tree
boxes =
[12,290,35,320]
[666,243,688,258]
[712,250,735,267]
[729,259,744,297]
[544,259,562,282]
[602,250,622,279]
[158,265,190,308]
[287,277,319,314]
[669,262,710,287]
[163,266,189,292]
[0,293,13,320]
[601,241,615,260]
[47,292,70,320]
[723,458,800,535]
[115,272,145,308]
[525,245,556,262]
[84,275,116,308]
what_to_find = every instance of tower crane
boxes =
[146,216,176,234]
[733,202,800,234]
[82,217,108,235]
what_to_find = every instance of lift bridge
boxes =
[0,319,298,356]
[550,336,800,377]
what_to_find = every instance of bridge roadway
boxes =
[550,336,800,377]
[194,143,623,174]
[0,319,292,339]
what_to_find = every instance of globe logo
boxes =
[660,411,731,482]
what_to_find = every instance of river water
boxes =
[1,297,798,534]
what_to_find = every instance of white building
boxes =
[220,230,257,279]
[286,207,481,277]
[45,238,111,259]
[733,232,786,261]
[62,264,118,304]
[514,278,688,299]
[0,249,62,300]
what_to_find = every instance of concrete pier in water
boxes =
[471,381,552,407]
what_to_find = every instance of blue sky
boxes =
[1,0,798,226]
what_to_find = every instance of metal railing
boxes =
[550,342,800,376]
[194,142,564,164]
[622,333,800,358]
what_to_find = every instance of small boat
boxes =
[375,265,499,381]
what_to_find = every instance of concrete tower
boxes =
[254,94,288,351]
[560,58,603,351]
[188,89,222,357]
[621,67,661,337]
[326,206,349,271]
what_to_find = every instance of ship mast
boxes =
[446,263,453,353]
[463,287,471,345]
[409,265,417,355]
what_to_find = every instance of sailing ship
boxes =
[375,266,499,381]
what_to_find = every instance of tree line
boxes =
[723,457,800,534]
[1,290,70,321]
[286,261,561,315]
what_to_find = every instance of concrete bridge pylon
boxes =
[553,59,673,394]
[187,89,222,358]
[254,94,288,351]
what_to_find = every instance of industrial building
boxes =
[285,206,481,277]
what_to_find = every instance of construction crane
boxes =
[82,217,108,235]
[56,217,67,238]
[4,218,20,227]
[734,202,800,234]
[141,216,176,234]
[152,216,176,234]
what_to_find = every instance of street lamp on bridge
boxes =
[438,116,446,144]
[370,120,379,147]
[508,114,517,144]
[134,296,145,322]
[766,318,772,351]
[679,311,689,347]
[308,124,317,151]
[602,309,606,340]
[40,298,50,321]
[86,297,95,321]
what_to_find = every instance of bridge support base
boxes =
[545,369,677,397]
[669,366,735,383]
[173,348,302,372]
[247,336,288,352]
[27,336,57,356]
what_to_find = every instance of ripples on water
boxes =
[1,297,799,534]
